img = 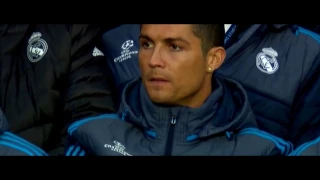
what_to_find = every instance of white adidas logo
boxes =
[92,47,104,57]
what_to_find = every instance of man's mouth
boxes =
[150,77,169,82]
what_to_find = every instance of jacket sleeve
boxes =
[49,24,116,155]
[290,53,320,147]
[289,135,320,156]
[0,131,48,156]
[0,108,48,156]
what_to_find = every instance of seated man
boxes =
[101,24,320,150]
[0,108,47,156]
[65,24,291,156]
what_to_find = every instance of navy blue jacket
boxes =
[65,77,292,156]
[101,24,320,147]
[0,108,47,156]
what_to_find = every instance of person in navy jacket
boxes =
[65,24,292,156]
[100,24,320,150]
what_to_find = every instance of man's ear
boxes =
[205,47,226,73]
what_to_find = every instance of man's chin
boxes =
[148,93,173,105]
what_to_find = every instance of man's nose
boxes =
[148,49,165,68]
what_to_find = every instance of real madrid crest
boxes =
[256,47,279,74]
[27,32,48,63]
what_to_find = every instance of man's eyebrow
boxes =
[139,34,152,42]
[164,37,190,45]
[139,35,190,45]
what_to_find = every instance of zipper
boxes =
[164,115,176,156]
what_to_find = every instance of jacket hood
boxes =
[118,77,257,139]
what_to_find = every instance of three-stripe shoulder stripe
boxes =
[68,113,119,136]
[0,132,48,156]
[66,145,86,156]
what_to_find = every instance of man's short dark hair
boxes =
[192,24,225,54]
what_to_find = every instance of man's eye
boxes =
[142,42,153,49]
[170,44,182,51]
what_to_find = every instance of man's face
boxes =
[139,24,208,106]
